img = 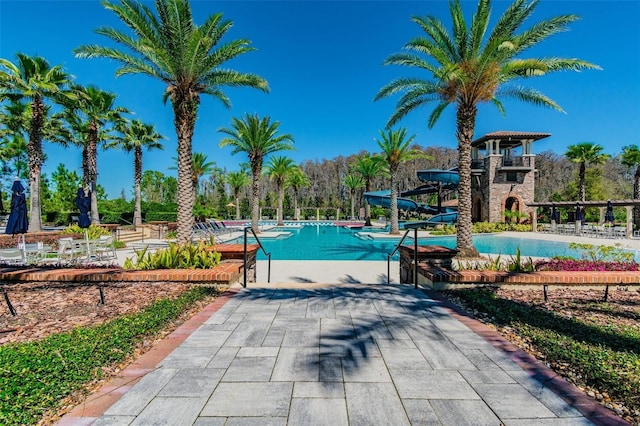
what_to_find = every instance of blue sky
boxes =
[1,0,639,199]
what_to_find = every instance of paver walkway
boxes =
[61,283,623,425]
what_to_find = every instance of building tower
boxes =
[470,131,550,223]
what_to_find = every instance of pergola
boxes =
[527,200,640,237]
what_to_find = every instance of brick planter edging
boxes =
[418,264,640,290]
[0,261,243,286]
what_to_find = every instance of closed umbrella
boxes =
[75,187,92,258]
[605,200,614,223]
[575,203,583,222]
[5,178,28,262]
[551,205,560,223]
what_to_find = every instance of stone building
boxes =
[470,131,550,223]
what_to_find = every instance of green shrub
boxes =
[61,224,111,240]
[567,243,635,262]
[145,211,178,222]
[123,240,221,269]
[0,286,218,425]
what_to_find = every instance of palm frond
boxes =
[427,102,449,128]
[497,85,564,112]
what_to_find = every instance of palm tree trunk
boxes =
[172,96,197,244]
[133,146,143,228]
[235,194,240,220]
[293,190,299,221]
[277,184,284,226]
[251,165,261,233]
[27,95,44,232]
[579,162,586,202]
[390,168,399,234]
[364,180,372,226]
[350,192,355,220]
[455,104,479,257]
[634,166,640,229]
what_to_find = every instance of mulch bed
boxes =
[0,282,195,344]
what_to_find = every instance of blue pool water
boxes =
[236,224,638,261]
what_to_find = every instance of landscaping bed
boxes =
[442,286,640,425]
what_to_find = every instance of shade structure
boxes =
[226,202,236,208]
[76,187,91,229]
[551,205,560,223]
[5,179,28,235]
[605,200,614,223]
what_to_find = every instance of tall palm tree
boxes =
[286,167,310,220]
[170,152,217,197]
[265,156,296,226]
[0,101,30,178]
[352,154,385,226]
[70,85,128,224]
[375,128,430,234]
[375,0,600,256]
[0,53,73,231]
[226,170,249,219]
[565,143,610,202]
[219,114,294,233]
[108,119,164,227]
[343,174,364,221]
[621,145,640,228]
[75,0,268,243]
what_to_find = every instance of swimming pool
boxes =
[237,224,638,261]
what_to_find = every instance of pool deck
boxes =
[51,230,636,425]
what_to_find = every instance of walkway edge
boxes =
[423,288,629,426]
[56,285,242,425]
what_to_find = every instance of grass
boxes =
[446,288,640,418]
[0,286,219,425]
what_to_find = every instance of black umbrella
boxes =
[551,205,560,223]
[575,203,583,223]
[5,178,28,261]
[605,200,614,223]
[76,187,91,228]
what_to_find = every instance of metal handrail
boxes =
[243,226,271,287]
[386,228,419,287]
[117,216,143,242]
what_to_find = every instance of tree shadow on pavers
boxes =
[228,285,454,378]
[288,276,316,283]
[338,275,361,284]
[376,273,393,284]
[322,242,399,261]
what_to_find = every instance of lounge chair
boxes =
[94,235,117,261]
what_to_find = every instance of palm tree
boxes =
[0,101,30,178]
[75,0,268,243]
[375,0,600,256]
[343,174,364,220]
[108,119,165,227]
[226,170,249,220]
[352,154,385,226]
[265,156,296,226]
[170,152,217,197]
[0,54,73,231]
[565,143,610,202]
[376,128,430,234]
[621,145,640,228]
[219,114,294,233]
[286,167,310,220]
[70,85,128,224]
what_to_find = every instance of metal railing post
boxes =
[414,227,418,289]
[385,229,412,285]
[243,227,248,288]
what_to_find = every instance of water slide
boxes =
[363,168,459,225]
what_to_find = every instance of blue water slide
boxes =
[416,168,459,185]
[363,190,437,213]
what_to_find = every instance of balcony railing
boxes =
[500,156,532,169]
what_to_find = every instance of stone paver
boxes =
[59,283,622,425]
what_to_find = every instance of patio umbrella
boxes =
[575,203,583,223]
[551,205,560,223]
[75,187,92,256]
[5,178,28,261]
[605,200,614,223]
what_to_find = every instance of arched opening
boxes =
[472,197,482,222]
[503,195,522,223]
